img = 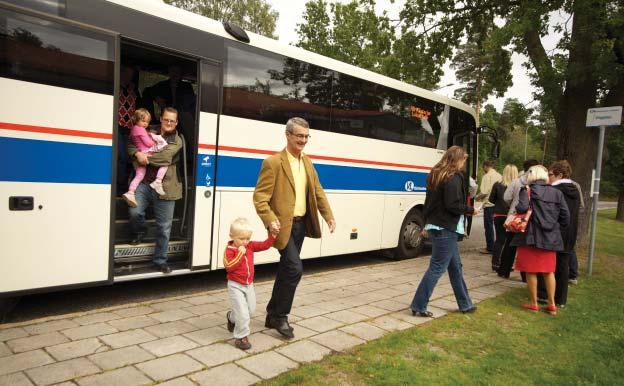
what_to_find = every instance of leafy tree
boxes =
[603,127,624,220]
[297,0,443,88]
[400,0,624,242]
[163,0,278,38]
[451,31,513,126]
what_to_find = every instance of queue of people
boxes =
[474,158,583,316]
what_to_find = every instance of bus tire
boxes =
[0,297,19,323]
[393,208,425,260]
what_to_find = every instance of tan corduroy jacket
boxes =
[253,149,334,250]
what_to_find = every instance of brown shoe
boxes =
[234,336,251,350]
[479,248,492,254]
[226,311,235,333]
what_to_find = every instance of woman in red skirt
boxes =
[510,165,569,315]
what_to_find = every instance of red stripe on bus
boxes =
[199,143,432,170]
[0,122,113,140]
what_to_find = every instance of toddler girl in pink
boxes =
[122,108,168,207]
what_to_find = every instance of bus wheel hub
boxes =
[404,222,422,248]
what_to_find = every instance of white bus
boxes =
[0,0,485,317]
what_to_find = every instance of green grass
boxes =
[264,210,624,386]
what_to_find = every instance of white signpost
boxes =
[586,106,622,275]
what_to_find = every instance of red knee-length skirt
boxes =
[514,246,556,273]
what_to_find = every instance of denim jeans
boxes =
[128,182,176,266]
[411,228,474,313]
[483,206,495,251]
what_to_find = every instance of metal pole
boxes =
[524,127,528,160]
[587,125,606,275]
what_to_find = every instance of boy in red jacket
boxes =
[224,217,277,350]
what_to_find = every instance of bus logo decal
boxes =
[405,181,414,192]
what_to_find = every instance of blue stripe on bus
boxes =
[198,154,428,192]
[0,137,111,184]
[1,137,425,190]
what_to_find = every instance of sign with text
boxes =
[586,106,622,127]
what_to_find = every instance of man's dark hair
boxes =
[523,159,539,172]
[161,106,178,118]
[482,160,494,168]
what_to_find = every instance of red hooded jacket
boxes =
[223,235,275,285]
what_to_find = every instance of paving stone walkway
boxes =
[0,252,524,386]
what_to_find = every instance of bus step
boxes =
[114,240,190,259]
[113,260,188,276]
[114,218,181,244]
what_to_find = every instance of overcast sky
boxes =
[266,0,540,112]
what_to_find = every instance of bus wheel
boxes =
[394,209,425,259]
[0,297,19,323]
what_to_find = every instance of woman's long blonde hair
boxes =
[427,146,467,191]
[502,164,519,186]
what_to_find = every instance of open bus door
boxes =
[452,130,477,236]
[190,60,220,270]
[0,3,118,300]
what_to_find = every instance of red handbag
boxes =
[505,187,532,233]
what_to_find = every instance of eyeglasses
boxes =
[162,118,177,124]
[289,133,311,140]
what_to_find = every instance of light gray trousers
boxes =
[227,280,256,339]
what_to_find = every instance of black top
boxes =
[553,182,581,252]
[423,173,475,232]
[510,181,570,251]
[489,181,510,215]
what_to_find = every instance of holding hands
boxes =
[269,219,280,238]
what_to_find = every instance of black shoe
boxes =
[265,315,294,339]
[226,311,235,332]
[130,233,145,245]
[411,310,433,317]
[461,306,477,314]
[155,263,171,274]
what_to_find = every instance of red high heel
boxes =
[543,305,558,315]
[521,303,539,312]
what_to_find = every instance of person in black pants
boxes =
[498,159,539,279]
[253,117,336,339]
[537,160,581,307]
[489,165,518,271]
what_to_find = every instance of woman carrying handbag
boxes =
[510,165,570,315]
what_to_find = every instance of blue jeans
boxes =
[411,228,474,312]
[128,183,176,266]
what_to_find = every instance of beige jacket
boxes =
[480,168,502,208]
[253,149,334,250]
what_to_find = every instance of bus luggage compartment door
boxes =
[0,4,117,294]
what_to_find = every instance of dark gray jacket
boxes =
[510,181,570,251]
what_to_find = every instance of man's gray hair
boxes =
[285,117,309,133]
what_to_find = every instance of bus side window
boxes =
[0,8,114,95]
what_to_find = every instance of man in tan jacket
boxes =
[253,117,335,338]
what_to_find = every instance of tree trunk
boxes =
[617,191,624,221]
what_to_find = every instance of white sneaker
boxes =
[150,180,166,196]
[122,192,137,207]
